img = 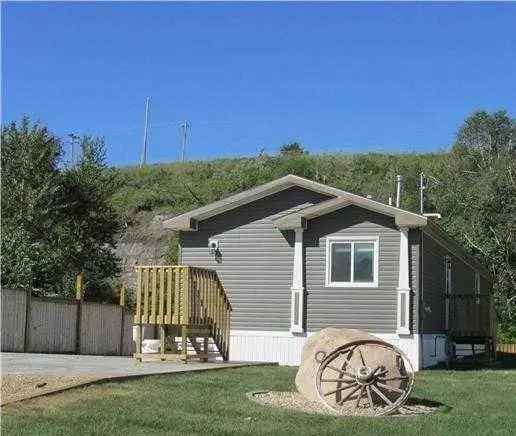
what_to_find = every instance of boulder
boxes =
[295,328,382,402]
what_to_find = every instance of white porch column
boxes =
[396,226,411,335]
[290,227,304,333]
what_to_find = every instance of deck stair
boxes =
[133,266,232,362]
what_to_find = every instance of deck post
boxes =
[181,326,188,363]
[202,336,209,362]
[135,324,142,362]
[159,324,166,361]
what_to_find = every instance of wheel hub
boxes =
[355,366,375,385]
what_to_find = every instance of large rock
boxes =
[295,328,382,402]
[115,212,176,290]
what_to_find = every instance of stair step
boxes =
[183,327,211,336]
[134,352,220,362]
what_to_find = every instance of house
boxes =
[163,174,494,369]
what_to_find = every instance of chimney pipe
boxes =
[396,175,403,208]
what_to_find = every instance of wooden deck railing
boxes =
[497,343,516,355]
[134,265,232,360]
[448,292,496,338]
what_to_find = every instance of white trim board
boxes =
[229,330,421,370]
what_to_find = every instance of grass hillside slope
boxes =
[111,152,448,220]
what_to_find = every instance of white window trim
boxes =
[290,228,305,333]
[396,226,411,335]
[325,235,379,288]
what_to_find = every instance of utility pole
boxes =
[180,120,190,163]
[140,97,150,167]
[419,172,427,214]
[68,133,80,167]
[395,175,403,208]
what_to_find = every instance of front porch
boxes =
[133,266,232,362]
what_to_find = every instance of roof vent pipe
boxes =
[396,175,403,208]
[388,196,393,206]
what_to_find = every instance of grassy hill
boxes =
[111,151,449,221]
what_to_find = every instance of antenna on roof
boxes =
[395,175,403,208]
[419,172,427,214]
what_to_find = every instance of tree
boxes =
[1,118,121,300]
[434,111,516,340]
[279,142,307,156]
[456,110,516,154]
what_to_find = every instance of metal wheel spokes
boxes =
[315,340,414,416]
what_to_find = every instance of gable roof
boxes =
[273,194,428,230]
[163,174,427,230]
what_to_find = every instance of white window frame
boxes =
[325,235,379,288]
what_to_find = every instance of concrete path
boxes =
[1,353,269,378]
[1,353,274,406]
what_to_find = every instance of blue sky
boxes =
[3,2,516,166]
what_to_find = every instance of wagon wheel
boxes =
[315,340,414,416]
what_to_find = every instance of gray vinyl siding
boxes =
[304,206,402,333]
[180,187,331,331]
[420,233,447,333]
[480,276,491,295]
[421,232,486,334]
[453,257,476,296]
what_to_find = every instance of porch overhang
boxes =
[273,196,427,230]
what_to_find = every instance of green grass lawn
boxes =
[2,361,516,436]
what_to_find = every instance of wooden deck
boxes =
[133,266,231,362]
[446,292,497,365]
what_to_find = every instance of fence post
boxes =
[119,284,125,356]
[75,272,85,354]
[23,289,32,352]
[119,284,126,307]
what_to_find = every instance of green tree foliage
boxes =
[456,110,516,153]
[1,118,121,300]
[279,142,307,156]
[434,111,516,340]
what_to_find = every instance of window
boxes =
[325,236,379,287]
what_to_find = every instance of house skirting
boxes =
[230,330,423,371]
[420,334,485,368]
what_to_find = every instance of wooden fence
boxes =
[1,288,133,356]
[497,343,516,355]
